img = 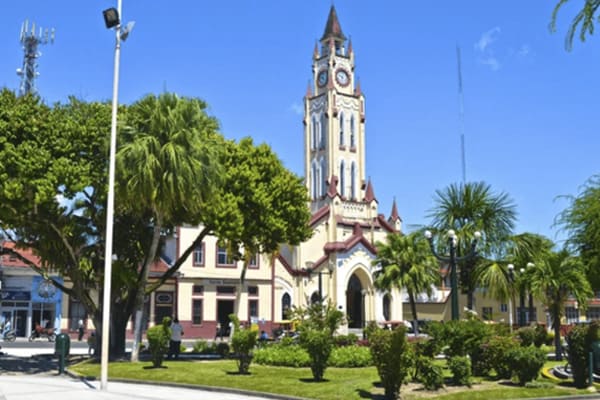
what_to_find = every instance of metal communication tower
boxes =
[456,45,467,183]
[17,20,55,96]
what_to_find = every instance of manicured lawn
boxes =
[70,359,594,400]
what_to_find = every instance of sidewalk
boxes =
[0,374,279,400]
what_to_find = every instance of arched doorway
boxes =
[346,274,364,328]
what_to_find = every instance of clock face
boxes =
[317,70,328,87]
[335,69,349,86]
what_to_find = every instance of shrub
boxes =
[448,356,472,387]
[370,326,413,400]
[364,320,379,340]
[546,331,555,346]
[192,340,209,353]
[146,317,171,367]
[508,346,547,385]
[329,345,372,367]
[254,344,310,367]
[216,342,230,357]
[533,324,548,347]
[292,301,345,381]
[300,329,333,381]
[475,335,518,379]
[516,326,536,347]
[566,321,600,388]
[417,356,444,391]
[333,333,358,347]
[231,327,258,374]
[444,319,492,359]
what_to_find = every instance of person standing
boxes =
[77,319,85,341]
[167,318,184,360]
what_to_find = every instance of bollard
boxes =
[55,333,71,374]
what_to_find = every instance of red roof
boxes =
[1,242,41,269]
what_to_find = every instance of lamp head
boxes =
[424,230,432,239]
[103,7,120,29]
[526,262,535,268]
[508,263,514,271]
[447,229,456,238]
[474,231,482,240]
[520,268,525,274]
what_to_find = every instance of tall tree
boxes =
[373,232,439,333]
[556,175,600,289]
[528,249,592,361]
[476,233,553,325]
[117,93,222,361]
[551,0,600,50]
[0,89,118,354]
[427,181,517,310]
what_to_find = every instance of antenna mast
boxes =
[17,20,55,96]
[456,45,467,183]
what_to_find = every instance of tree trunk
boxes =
[552,304,563,361]
[408,292,419,335]
[131,219,162,362]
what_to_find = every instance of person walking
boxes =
[77,319,85,341]
[167,318,184,360]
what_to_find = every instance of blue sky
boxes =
[1,1,598,245]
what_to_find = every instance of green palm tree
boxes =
[117,93,222,361]
[476,233,553,328]
[427,181,517,311]
[528,249,593,361]
[551,0,600,50]
[373,232,440,333]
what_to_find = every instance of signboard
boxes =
[0,290,31,301]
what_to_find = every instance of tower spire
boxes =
[321,5,346,43]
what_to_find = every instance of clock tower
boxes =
[304,5,366,212]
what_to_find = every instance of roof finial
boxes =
[364,177,376,203]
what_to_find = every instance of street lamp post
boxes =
[508,262,534,327]
[424,230,481,321]
[507,263,515,332]
[101,1,134,391]
[304,262,334,303]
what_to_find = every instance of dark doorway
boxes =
[217,300,235,336]
[346,274,363,328]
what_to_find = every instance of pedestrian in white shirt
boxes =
[167,318,184,360]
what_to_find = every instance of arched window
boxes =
[351,162,356,200]
[311,162,317,200]
[321,158,327,196]
[282,293,291,320]
[339,160,345,197]
[316,163,322,198]
[350,115,356,148]
[311,116,317,151]
[320,114,327,149]
[383,294,391,321]
[339,112,345,147]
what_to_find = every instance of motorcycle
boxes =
[1,328,16,342]
[28,324,56,342]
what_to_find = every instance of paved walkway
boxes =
[0,354,294,400]
[0,375,279,400]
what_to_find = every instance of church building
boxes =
[172,6,404,337]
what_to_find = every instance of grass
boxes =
[70,359,595,400]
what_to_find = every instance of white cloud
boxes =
[518,44,531,57]
[479,57,501,71]
[475,27,502,71]
[475,27,501,52]
[289,102,303,115]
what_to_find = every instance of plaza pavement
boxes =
[0,339,298,400]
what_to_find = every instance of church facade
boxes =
[171,6,404,338]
